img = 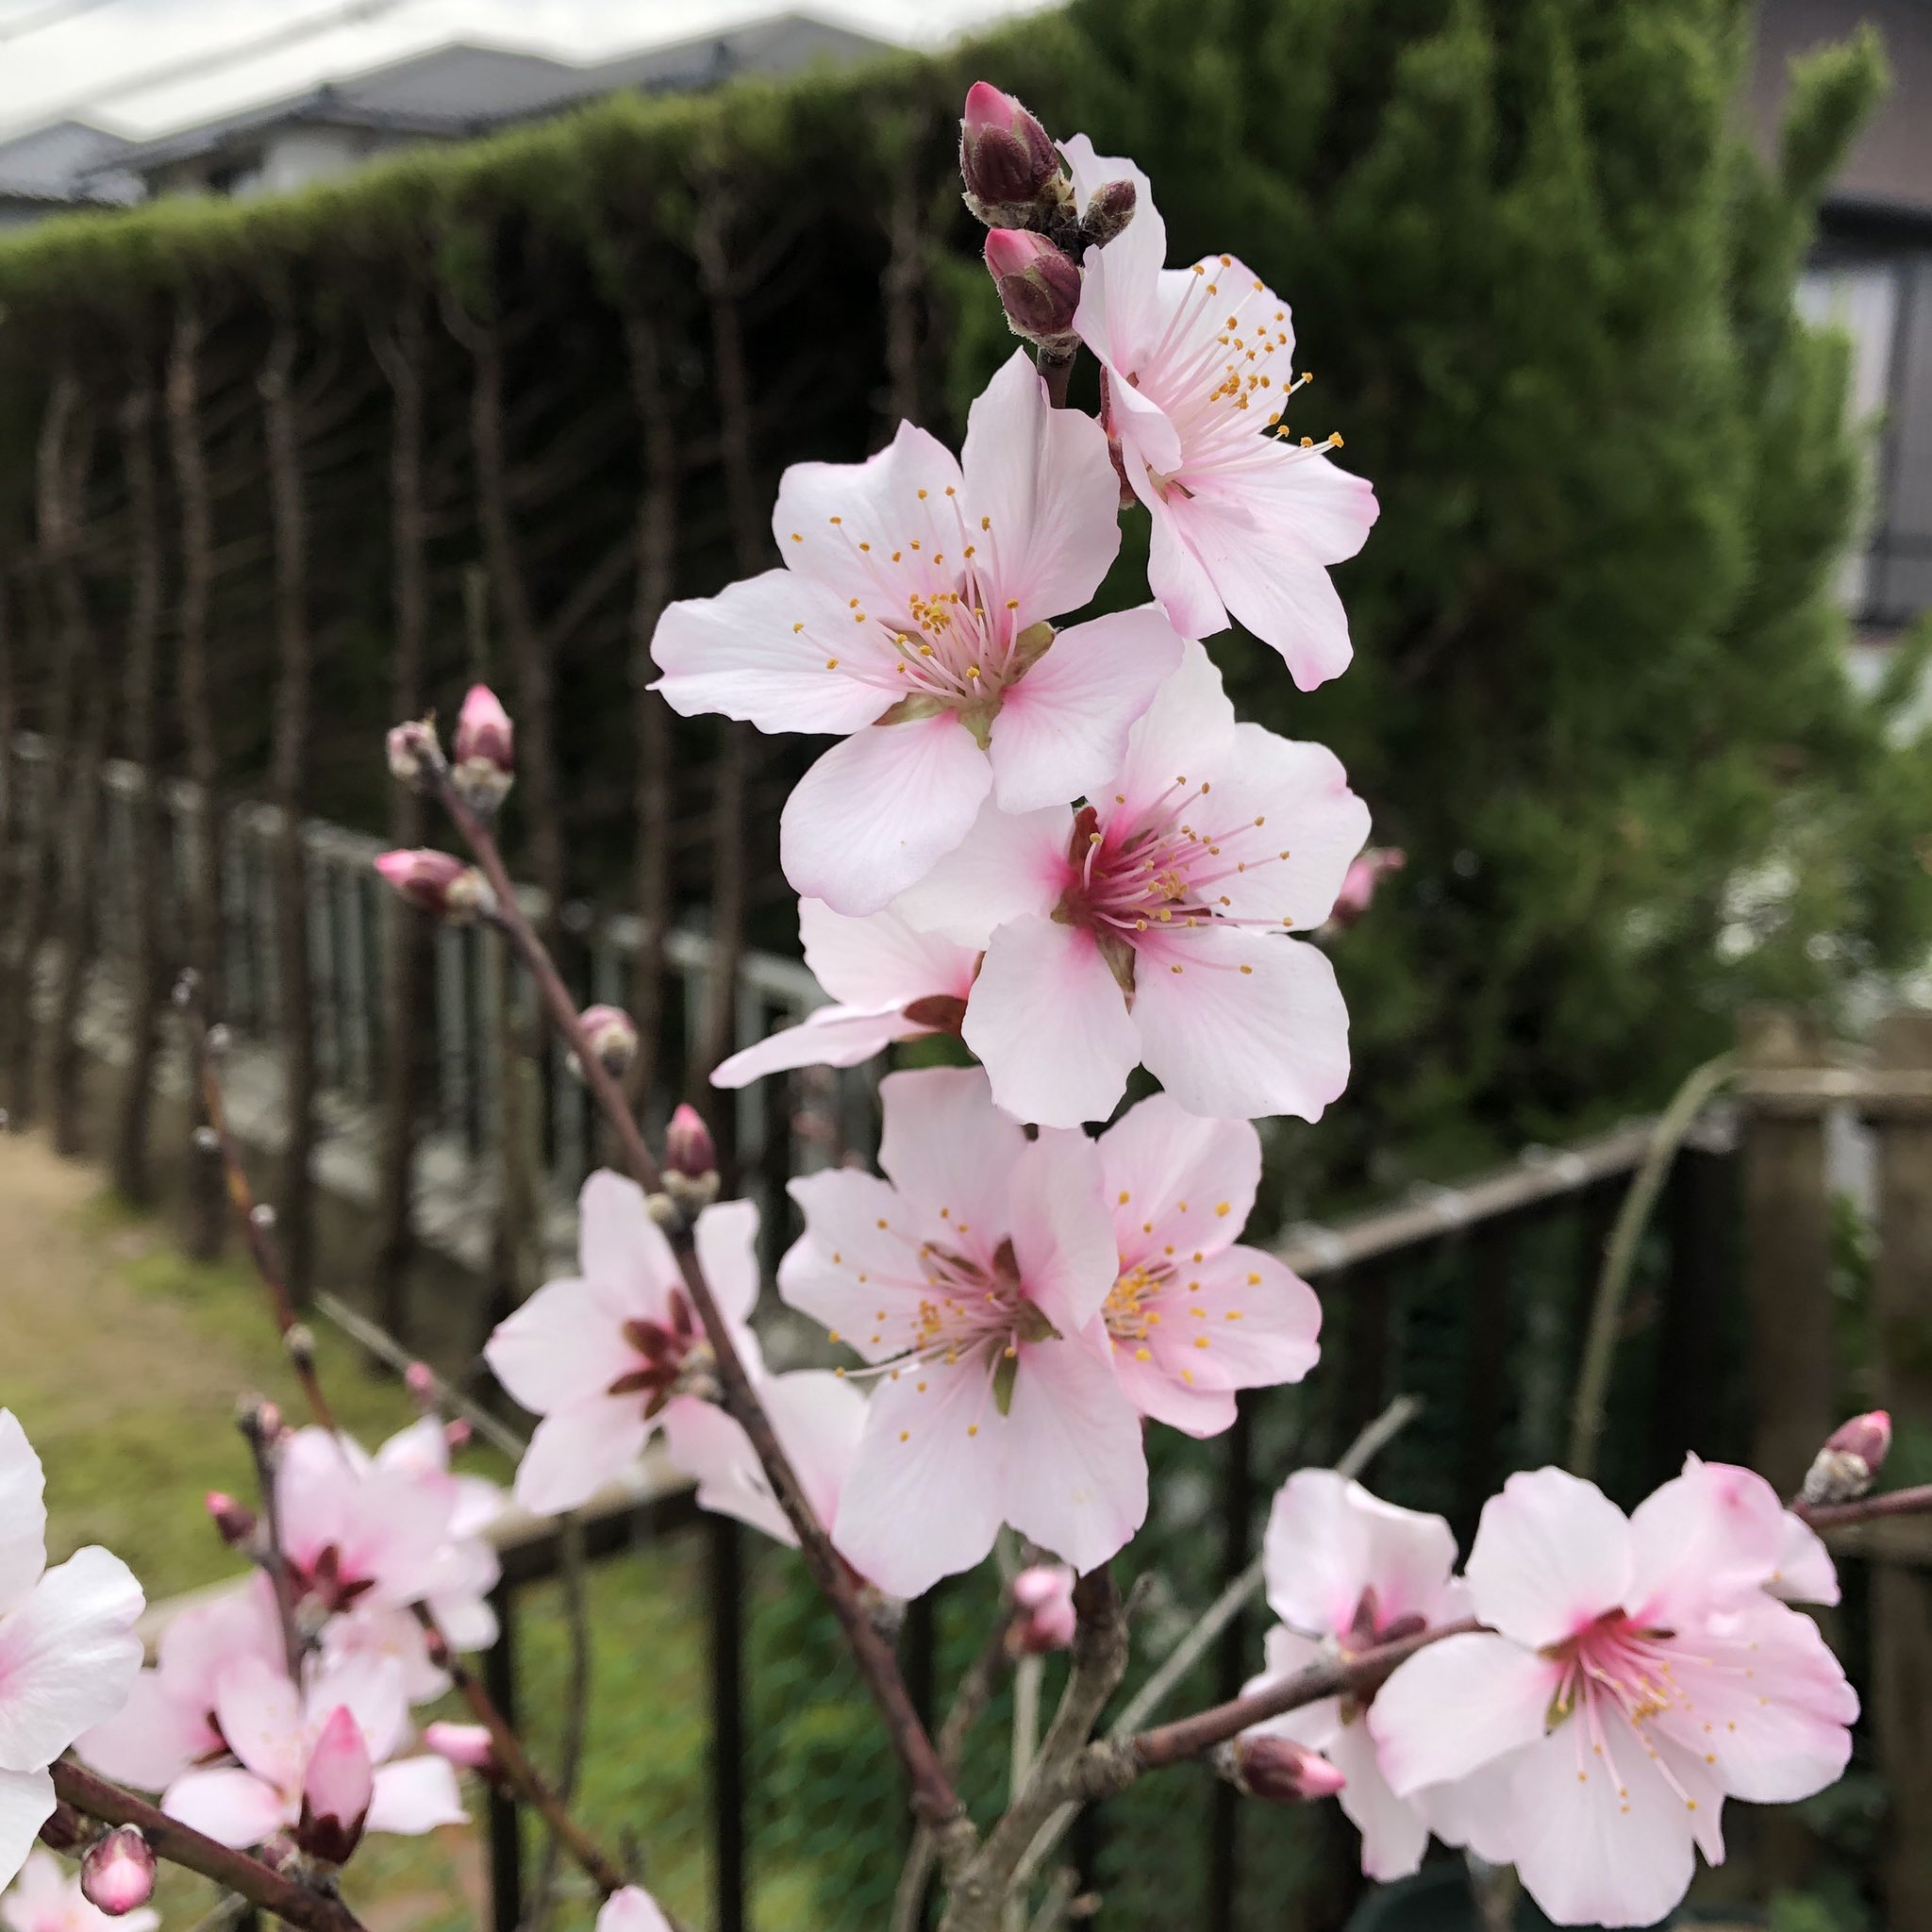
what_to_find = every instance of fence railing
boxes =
[6,733,874,1279]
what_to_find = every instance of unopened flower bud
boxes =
[237,1395,283,1445]
[1803,1409,1892,1506]
[250,1202,276,1232]
[387,717,441,789]
[1221,1734,1348,1805]
[984,229,1081,350]
[571,1004,640,1082]
[206,1490,258,1546]
[284,1324,316,1373]
[405,1360,436,1406]
[80,1826,157,1915]
[375,849,491,924]
[1325,848,1407,932]
[665,1103,718,1182]
[959,82,1063,224]
[1008,1564,1077,1655]
[1079,177,1138,249]
[451,684,515,813]
[192,1125,220,1155]
[424,1721,503,1781]
[297,1706,374,1868]
[444,1416,473,1450]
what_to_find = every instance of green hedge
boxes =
[0,0,1924,1196]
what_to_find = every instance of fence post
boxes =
[708,1514,746,1932]
[1739,1007,1836,1493]
[484,1577,523,1932]
[1205,1396,1253,1929]
[1871,1010,1932,1928]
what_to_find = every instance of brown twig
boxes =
[1798,1483,1932,1530]
[425,771,965,1832]
[410,1605,628,1897]
[188,1001,632,1904]
[938,1573,1128,1932]
[182,998,337,1434]
[52,1761,370,1932]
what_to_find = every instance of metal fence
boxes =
[479,1110,1750,1932]
[8,733,873,1274]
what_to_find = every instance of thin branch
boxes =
[410,1606,629,1898]
[52,1761,369,1932]
[1008,1394,1424,1900]
[1798,1483,1932,1530]
[182,1003,337,1432]
[424,771,965,1833]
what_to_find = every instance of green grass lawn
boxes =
[4,1133,891,1932]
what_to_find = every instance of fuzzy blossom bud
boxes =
[451,683,515,813]
[297,1706,374,1868]
[1079,176,1138,249]
[205,1489,258,1547]
[959,81,1063,223]
[424,1721,504,1782]
[80,1826,158,1915]
[1803,1408,1892,1507]
[1325,847,1407,932]
[984,229,1082,351]
[386,717,441,789]
[665,1102,718,1182]
[1007,1564,1077,1656]
[572,1004,640,1081]
[1222,1735,1348,1806]
[375,849,491,924]
[405,1360,437,1408]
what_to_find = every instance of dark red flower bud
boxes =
[205,1490,258,1547]
[665,1103,719,1182]
[960,82,1061,220]
[1224,1735,1348,1805]
[375,849,491,924]
[985,229,1082,349]
[1080,177,1138,249]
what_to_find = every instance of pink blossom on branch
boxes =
[1065,135,1378,690]
[892,641,1370,1126]
[711,898,976,1090]
[1243,1470,1469,1881]
[596,1887,675,1932]
[2,1850,158,1932]
[779,1067,1146,1599]
[1370,1465,1857,1929]
[1097,1095,1320,1436]
[1008,1566,1077,1656]
[162,1654,463,1853]
[652,350,1185,915]
[0,1412,145,1893]
[484,1178,767,1516]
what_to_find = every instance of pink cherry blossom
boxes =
[1243,1470,1467,1882]
[163,1654,463,1852]
[892,641,1369,1126]
[711,898,977,1090]
[0,1412,145,1893]
[78,1573,283,1791]
[1065,135,1378,689]
[1096,1094,1320,1435]
[485,1178,767,1516]
[1370,1466,1857,1928]
[652,349,1185,915]
[1325,847,1405,932]
[597,1887,674,1932]
[2,1850,158,1932]
[778,1067,1146,1597]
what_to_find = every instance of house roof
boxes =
[0,119,142,206]
[79,13,892,183]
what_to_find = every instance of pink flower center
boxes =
[1054,791,1299,968]
[608,1292,706,1414]
[797,494,1047,713]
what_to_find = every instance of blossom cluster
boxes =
[1246,1457,1857,1927]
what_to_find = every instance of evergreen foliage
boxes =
[0,0,1919,1201]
